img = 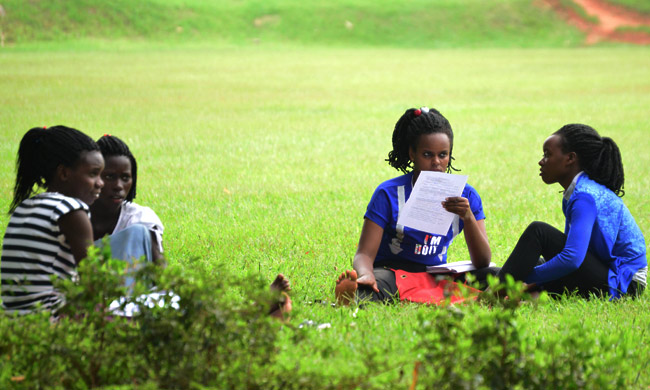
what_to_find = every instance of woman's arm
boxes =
[526,195,596,284]
[58,210,94,264]
[442,197,491,268]
[352,219,384,293]
[151,232,165,266]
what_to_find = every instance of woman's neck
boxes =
[90,203,122,241]
[411,170,420,186]
[90,202,121,219]
[46,184,65,196]
[559,168,583,190]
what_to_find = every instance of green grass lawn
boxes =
[1,46,649,387]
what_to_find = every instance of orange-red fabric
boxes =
[393,270,480,304]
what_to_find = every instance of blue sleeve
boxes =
[464,185,485,221]
[364,187,391,229]
[526,194,597,284]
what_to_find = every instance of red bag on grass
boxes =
[393,270,480,305]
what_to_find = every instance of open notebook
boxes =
[426,260,497,274]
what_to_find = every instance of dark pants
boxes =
[357,259,500,303]
[497,221,643,298]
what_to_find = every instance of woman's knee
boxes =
[357,268,398,303]
[115,224,152,247]
[373,267,396,284]
[121,224,149,237]
[522,221,562,242]
[525,221,551,235]
[108,224,153,262]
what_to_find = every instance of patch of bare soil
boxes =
[542,0,650,45]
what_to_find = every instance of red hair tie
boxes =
[414,109,422,116]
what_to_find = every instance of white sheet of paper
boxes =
[397,171,468,235]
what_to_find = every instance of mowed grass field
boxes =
[1,46,650,385]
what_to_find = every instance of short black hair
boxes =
[96,135,138,202]
[386,107,457,173]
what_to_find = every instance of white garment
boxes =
[113,202,164,253]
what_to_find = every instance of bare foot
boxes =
[335,270,358,306]
[270,273,291,293]
[269,273,292,320]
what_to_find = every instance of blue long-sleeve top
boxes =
[526,173,647,298]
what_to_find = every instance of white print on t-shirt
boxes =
[415,235,443,256]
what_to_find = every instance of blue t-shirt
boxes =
[526,174,647,298]
[365,171,485,267]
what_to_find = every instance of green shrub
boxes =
[0,244,281,389]
[413,276,642,390]
[1,253,646,389]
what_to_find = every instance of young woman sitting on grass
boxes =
[90,135,293,318]
[497,124,647,299]
[90,135,164,267]
[1,126,104,314]
[335,107,495,305]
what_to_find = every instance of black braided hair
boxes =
[386,107,458,174]
[11,126,99,213]
[96,135,137,202]
[554,123,625,196]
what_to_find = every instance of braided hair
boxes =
[11,126,99,212]
[96,135,138,202]
[386,107,458,173]
[554,123,625,196]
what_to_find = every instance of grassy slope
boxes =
[0,0,585,48]
[1,47,649,386]
[607,0,650,14]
